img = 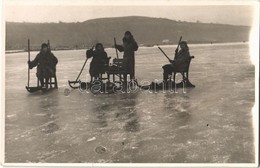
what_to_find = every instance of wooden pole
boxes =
[75,58,88,82]
[27,39,30,87]
[47,40,50,51]
[174,36,182,60]
[114,37,119,59]
[157,45,171,61]
[176,36,182,52]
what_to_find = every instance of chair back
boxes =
[186,56,194,72]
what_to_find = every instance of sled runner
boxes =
[68,58,88,89]
[140,56,195,91]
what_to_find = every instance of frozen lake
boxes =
[5,43,255,163]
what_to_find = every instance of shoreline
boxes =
[5,41,249,54]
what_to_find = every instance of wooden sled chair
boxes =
[90,57,111,82]
[37,72,58,89]
[106,58,130,83]
[171,56,195,85]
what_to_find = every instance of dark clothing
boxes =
[86,49,108,78]
[162,49,190,81]
[116,37,138,79]
[29,51,58,79]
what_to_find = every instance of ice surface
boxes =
[5,43,255,163]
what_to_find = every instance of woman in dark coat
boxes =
[28,43,58,88]
[116,31,138,80]
[162,41,190,82]
[86,43,109,81]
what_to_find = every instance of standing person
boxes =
[86,43,110,82]
[162,41,190,82]
[28,43,58,88]
[115,31,138,80]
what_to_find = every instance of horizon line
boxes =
[5,16,251,27]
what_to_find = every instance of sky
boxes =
[3,0,258,26]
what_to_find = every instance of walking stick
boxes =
[114,37,119,59]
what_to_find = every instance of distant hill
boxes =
[5,16,250,50]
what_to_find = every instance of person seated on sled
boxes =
[86,43,110,82]
[162,41,190,82]
[115,31,138,81]
[28,43,58,88]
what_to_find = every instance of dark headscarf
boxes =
[123,31,134,44]
[41,43,48,49]
[40,43,51,54]
[95,43,104,52]
[180,41,189,50]
[124,31,133,37]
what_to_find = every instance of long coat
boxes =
[172,49,190,71]
[86,49,108,77]
[116,37,138,78]
[29,51,58,78]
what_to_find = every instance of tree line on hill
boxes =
[6,16,250,51]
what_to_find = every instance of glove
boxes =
[28,61,32,69]
[86,49,93,58]
[115,45,124,52]
[175,48,178,54]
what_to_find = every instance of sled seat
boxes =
[171,56,194,83]
[106,58,129,83]
[37,72,58,89]
[90,57,111,82]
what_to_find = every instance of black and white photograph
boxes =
[1,0,259,167]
